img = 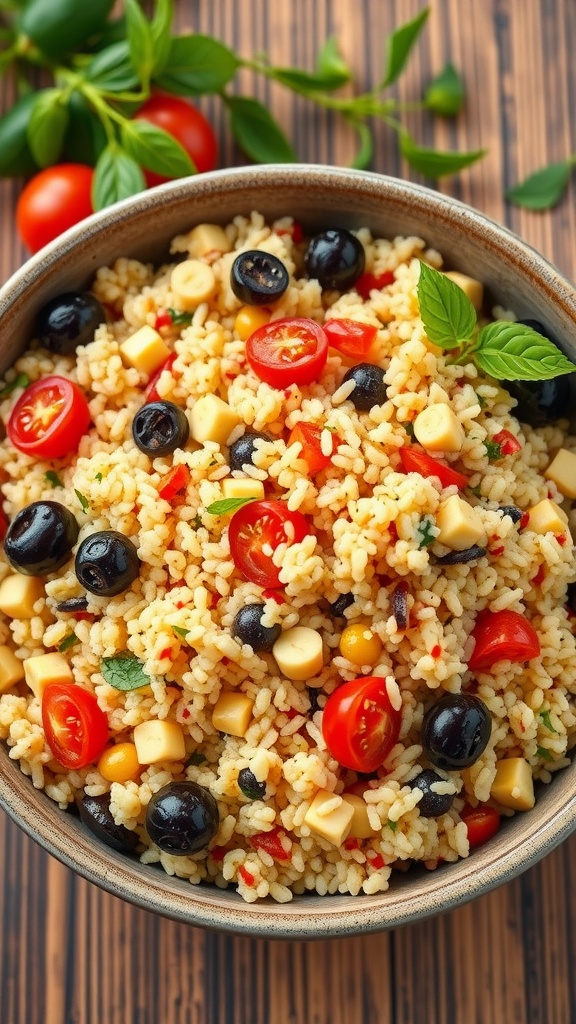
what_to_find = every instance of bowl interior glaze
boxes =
[0,166,574,938]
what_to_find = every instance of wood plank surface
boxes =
[1,2,576,1022]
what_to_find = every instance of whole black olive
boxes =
[327,592,354,618]
[342,363,388,411]
[304,228,365,291]
[237,767,266,800]
[232,602,281,651]
[505,319,572,426]
[36,292,105,355]
[145,781,219,855]
[231,250,289,305]
[228,431,272,472]
[422,693,492,771]
[411,769,455,817]
[78,794,140,854]
[75,531,140,597]
[4,500,79,575]
[132,401,189,457]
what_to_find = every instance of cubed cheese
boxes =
[187,223,232,259]
[413,403,465,452]
[171,260,216,310]
[0,574,44,619]
[212,691,254,737]
[526,498,568,535]
[0,645,25,694]
[133,719,186,764]
[222,478,265,501]
[119,325,171,376]
[444,270,484,312]
[23,652,74,699]
[272,626,324,681]
[435,494,486,551]
[490,757,535,811]
[544,448,576,499]
[189,393,241,446]
[342,793,379,839]
[304,789,354,846]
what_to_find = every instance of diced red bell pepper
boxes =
[399,446,469,490]
[323,318,378,359]
[145,352,178,403]
[154,310,173,331]
[288,422,341,474]
[492,429,522,456]
[158,464,190,501]
[248,825,292,862]
[355,270,395,299]
[0,505,8,543]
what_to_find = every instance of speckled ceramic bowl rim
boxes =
[0,165,575,939]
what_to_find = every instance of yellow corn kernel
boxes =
[234,305,271,341]
[339,622,382,667]
[97,742,140,783]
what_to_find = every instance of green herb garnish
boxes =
[45,470,63,488]
[387,819,398,832]
[94,472,103,483]
[192,513,203,530]
[417,515,437,548]
[188,751,206,766]
[75,489,90,513]
[172,625,189,639]
[206,496,256,516]
[417,262,576,383]
[58,632,79,652]
[167,308,194,326]
[536,745,555,763]
[483,439,503,461]
[0,373,29,398]
[539,709,559,734]
[101,652,149,691]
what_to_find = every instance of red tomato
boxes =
[287,422,341,474]
[42,682,109,770]
[246,317,329,389]
[144,352,178,403]
[158,464,190,501]
[133,93,218,186]
[492,429,522,456]
[249,825,292,861]
[322,676,402,773]
[355,270,395,299]
[468,609,541,670]
[323,319,378,359]
[7,375,91,459]
[461,804,501,847]
[399,446,469,490]
[16,164,94,253]
[228,499,310,588]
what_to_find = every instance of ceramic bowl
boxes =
[0,165,575,938]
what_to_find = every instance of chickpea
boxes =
[339,622,382,667]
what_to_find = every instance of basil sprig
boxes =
[101,652,149,691]
[417,262,576,382]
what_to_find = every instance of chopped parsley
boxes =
[484,439,503,461]
[387,820,398,832]
[168,308,194,326]
[172,625,189,639]
[94,472,103,483]
[0,372,29,398]
[539,710,559,734]
[75,489,90,513]
[404,420,416,440]
[536,745,554,762]
[187,751,206,766]
[417,515,437,549]
[58,632,79,652]
[45,470,63,488]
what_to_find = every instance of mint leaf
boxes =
[85,41,139,91]
[400,131,486,178]
[475,322,576,381]
[0,372,29,397]
[121,120,195,177]
[45,470,63,488]
[424,63,465,116]
[226,95,297,163]
[93,144,146,211]
[417,261,477,349]
[101,652,149,691]
[506,160,573,211]
[125,0,154,85]
[75,489,90,513]
[206,497,256,516]
[154,35,239,95]
[316,36,352,90]
[58,632,79,653]
[27,89,68,167]
[381,8,429,88]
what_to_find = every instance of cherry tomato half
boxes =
[323,319,378,359]
[246,317,329,389]
[399,446,469,490]
[287,422,341,474]
[228,499,310,588]
[322,676,402,773]
[468,609,541,671]
[42,682,109,770]
[133,93,218,187]
[461,804,501,847]
[16,164,94,253]
[144,352,178,403]
[7,375,91,459]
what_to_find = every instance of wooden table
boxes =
[1,2,576,1021]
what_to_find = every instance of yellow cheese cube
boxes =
[413,403,465,453]
[222,478,265,501]
[272,626,324,681]
[212,691,254,737]
[526,498,568,535]
[436,494,486,551]
[171,260,216,310]
[304,789,354,846]
[0,645,25,694]
[189,393,241,446]
[133,719,186,764]
[544,448,576,499]
[342,794,379,839]
[0,574,44,619]
[444,271,484,312]
[120,325,171,376]
[187,223,232,259]
[490,757,535,811]
[23,652,74,699]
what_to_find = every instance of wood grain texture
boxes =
[1,2,576,1021]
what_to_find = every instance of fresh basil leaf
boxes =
[475,322,576,381]
[381,8,429,88]
[58,632,79,653]
[316,36,352,90]
[424,63,465,116]
[400,131,486,178]
[45,470,63,488]
[349,118,373,170]
[150,0,173,75]
[154,34,239,95]
[121,120,195,177]
[62,91,107,165]
[226,95,297,163]
[75,489,90,513]
[27,89,68,167]
[271,65,348,93]
[417,261,477,349]
[506,160,573,211]
[93,144,146,211]
[206,496,257,516]
[85,41,139,91]
[101,652,149,691]
[125,0,154,84]
[0,372,29,397]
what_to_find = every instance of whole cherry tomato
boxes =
[246,317,329,389]
[461,803,501,847]
[7,375,91,459]
[468,609,541,670]
[42,682,109,770]
[399,446,469,490]
[133,93,218,187]
[287,422,341,474]
[323,319,378,359]
[228,499,310,588]
[16,164,94,253]
[322,675,402,773]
